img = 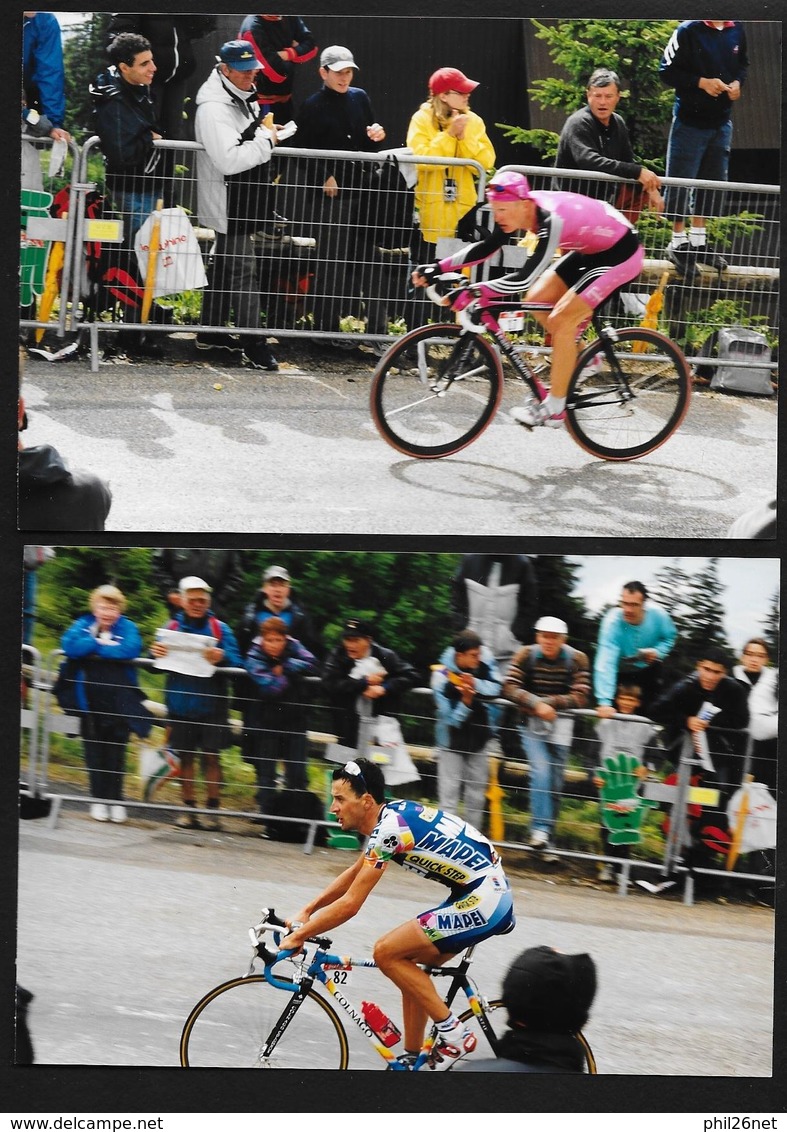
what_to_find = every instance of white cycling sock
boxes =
[436,1014,461,1033]
[689,227,707,247]
[545,394,566,415]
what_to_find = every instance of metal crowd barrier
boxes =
[20,136,779,384]
[21,648,776,900]
[21,134,488,370]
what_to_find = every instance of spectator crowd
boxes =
[41,555,776,901]
[21,15,751,366]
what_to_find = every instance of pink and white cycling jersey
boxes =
[436,189,640,305]
[364,799,504,890]
[527,190,634,253]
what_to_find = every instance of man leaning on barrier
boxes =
[555,67,663,214]
[194,40,283,372]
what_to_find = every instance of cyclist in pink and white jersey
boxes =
[283,756,515,1068]
[412,170,645,428]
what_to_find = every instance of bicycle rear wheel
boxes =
[370,324,503,458]
[458,1002,597,1073]
[565,328,691,461]
[180,976,349,1068]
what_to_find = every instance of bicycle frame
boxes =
[474,298,635,404]
[252,923,498,1072]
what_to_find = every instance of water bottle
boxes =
[361,1001,401,1047]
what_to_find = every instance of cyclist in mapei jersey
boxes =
[283,756,515,1067]
[412,169,645,429]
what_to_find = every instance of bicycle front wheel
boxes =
[180,976,349,1068]
[565,328,691,461]
[370,324,503,458]
[458,1002,597,1073]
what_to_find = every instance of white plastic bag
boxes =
[727,781,777,853]
[135,206,208,297]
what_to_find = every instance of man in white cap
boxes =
[503,616,591,853]
[151,577,242,829]
[293,45,390,335]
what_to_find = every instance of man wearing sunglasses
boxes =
[412,168,645,428]
[283,756,515,1069]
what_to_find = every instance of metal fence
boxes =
[20,135,779,381]
[19,647,775,905]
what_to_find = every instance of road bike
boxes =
[370,273,692,462]
[179,907,597,1072]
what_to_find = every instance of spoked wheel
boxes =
[179,976,349,1068]
[370,324,503,458]
[565,328,691,461]
[457,1002,597,1073]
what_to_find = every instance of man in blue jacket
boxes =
[594,581,677,718]
[150,576,242,830]
[659,20,749,275]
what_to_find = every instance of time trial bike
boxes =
[179,907,597,1072]
[370,273,692,462]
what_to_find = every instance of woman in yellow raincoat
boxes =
[406,66,495,266]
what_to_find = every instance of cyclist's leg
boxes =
[375,876,515,1052]
[373,921,455,1051]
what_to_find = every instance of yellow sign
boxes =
[86,218,123,242]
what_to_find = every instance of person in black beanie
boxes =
[455,945,597,1072]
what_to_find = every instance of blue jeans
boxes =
[111,187,159,246]
[664,116,733,223]
[519,726,569,837]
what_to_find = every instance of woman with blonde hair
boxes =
[60,585,152,822]
[406,66,495,267]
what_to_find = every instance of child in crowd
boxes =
[593,683,659,882]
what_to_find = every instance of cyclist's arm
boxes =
[285,857,385,950]
[439,210,562,298]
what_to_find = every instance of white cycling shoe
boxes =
[510,401,566,429]
[429,1025,477,1068]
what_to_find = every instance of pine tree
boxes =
[761,590,780,660]
[678,558,734,668]
[498,18,678,166]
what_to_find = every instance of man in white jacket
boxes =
[194,40,280,370]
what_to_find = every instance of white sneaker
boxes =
[90,803,109,822]
[529,829,549,849]
[110,805,127,824]
[511,401,565,429]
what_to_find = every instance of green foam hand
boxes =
[597,752,657,845]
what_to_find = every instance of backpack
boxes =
[51,187,146,321]
[167,615,223,641]
[695,326,774,396]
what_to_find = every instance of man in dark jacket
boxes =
[235,563,320,657]
[555,68,663,212]
[659,20,749,274]
[455,945,597,1073]
[107,14,216,140]
[650,647,749,805]
[321,619,419,749]
[18,393,112,531]
[293,45,390,335]
[90,32,171,241]
[90,31,173,356]
[238,14,317,123]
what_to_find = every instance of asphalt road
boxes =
[20,333,777,537]
[16,805,774,1089]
